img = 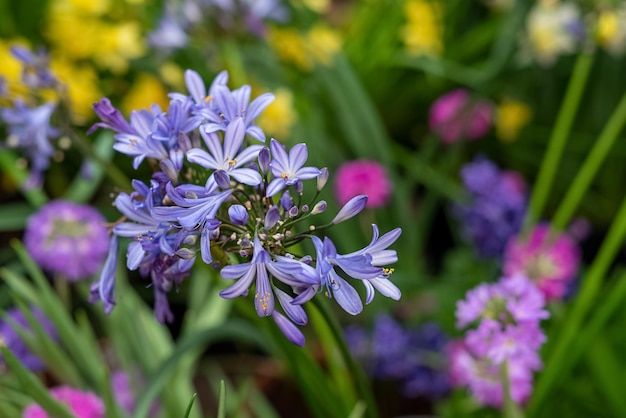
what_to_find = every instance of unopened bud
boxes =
[311,200,327,215]
[317,167,329,191]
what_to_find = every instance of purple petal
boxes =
[273,312,305,346]
[185,70,207,104]
[329,270,362,315]
[332,195,368,224]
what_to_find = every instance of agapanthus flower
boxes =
[312,224,402,315]
[1,101,59,188]
[451,275,548,407]
[0,307,58,372]
[23,200,109,281]
[334,160,392,208]
[88,68,403,344]
[266,139,321,197]
[176,69,274,141]
[454,156,527,258]
[503,224,580,301]
[429,89,492,144]
[187,117,263,187]
[23,386,105,418]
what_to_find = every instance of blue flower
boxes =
[1,101,58,188]
[187,117,263,187]
[90,235,119,315]
[266,139,321,197]
[219,237,318,317]
[152,182,232,263]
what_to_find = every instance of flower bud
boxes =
[317,167,329,191]
[258,147,271,174]
[311,200,327,215]
[264,205,280,230]
[214,170,231,189]
[280,190,293,211]
[228,205,249,226]
[332,194,368,224]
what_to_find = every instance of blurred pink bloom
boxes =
[429,89,493,144]
[23,386,104,418]
[504,224,581,301]
[334,160,391,208]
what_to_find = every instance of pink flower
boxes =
[23,386,104,418]
[333,160,391,209]
[429,89,493,144]
[503,224,581,301]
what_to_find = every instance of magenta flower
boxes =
[333,160,392,209]
[503,224,581,301]
[23,200,109,281]
[429,89,493,144]
[23,386,105,418]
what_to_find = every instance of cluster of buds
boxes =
[88,69,401,345]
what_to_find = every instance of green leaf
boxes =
[0,202,33,232]
[132,320,268,418]
[0,347,76,418]
[183,393,198,418]
[217,380,226,418]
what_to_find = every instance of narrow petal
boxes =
[219,266,256,298]
[201,229,212,264]
[288,143,308,170]
[254,265,274,317]
[265,177,286,197]
[220,263,252,279]
[187,148,219,169]
[223,117,246,159]
[126,241,145,270]
[275,288,308,325]
[230,168,262,186]
[247,92,275,120]
[328,270,363,315]
[185,70,207,104]
[273,312,305,346]
[368,277,402,300]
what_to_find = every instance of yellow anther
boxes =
[205,95,212,103]
[228,158,237,167]
[281,173,288,179]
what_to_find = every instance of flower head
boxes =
[23,386,105,418]
[504,224,581,301]
[334,160,392,208]
[24,200,109,281]
[454,157,527,258]
[0,307,58,372]
[266,139,320,197]
[429,89,492,144]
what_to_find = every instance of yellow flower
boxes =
[401,0,444,57]
[597,9,626,55]
[159,62,185,91]
[307,25,342,66]
[50,57,102,125]
[496,99,532,142]
[257,88,297,140]
[302,0,330,14]
[122,74,170,115]
[525,1,580,66]
[68,0,109,15]
[0,39,29,100]
[95,22,146,73]
[269,27,313,70]
[269,25,341,70]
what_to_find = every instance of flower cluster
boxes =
[454,156,527,258]
[88,69,402,345]
[429,89,492,144]
[24,200,109,281]
[504,224,580,302]
[346,315,450,399]
[449,275,548,407]
[0,46,60,189]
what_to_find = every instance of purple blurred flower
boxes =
[1,101,58,188]
[0,307,58,372]
[10,45,57,88]
[24,200,109,281]
[451,275,548,407]
[429,89,493,144]
[454,156,527,258]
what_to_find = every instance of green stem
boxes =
[501,361,525,418]
[529,191,626,413]
[524,52,594,229]
[0,151,48,207]
[551,89,626,231]
[312,298,379,418]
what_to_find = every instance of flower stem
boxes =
[551,88,626,231]
[312,297,379,418]
[501,361,525,418]
[524,51,594,229]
